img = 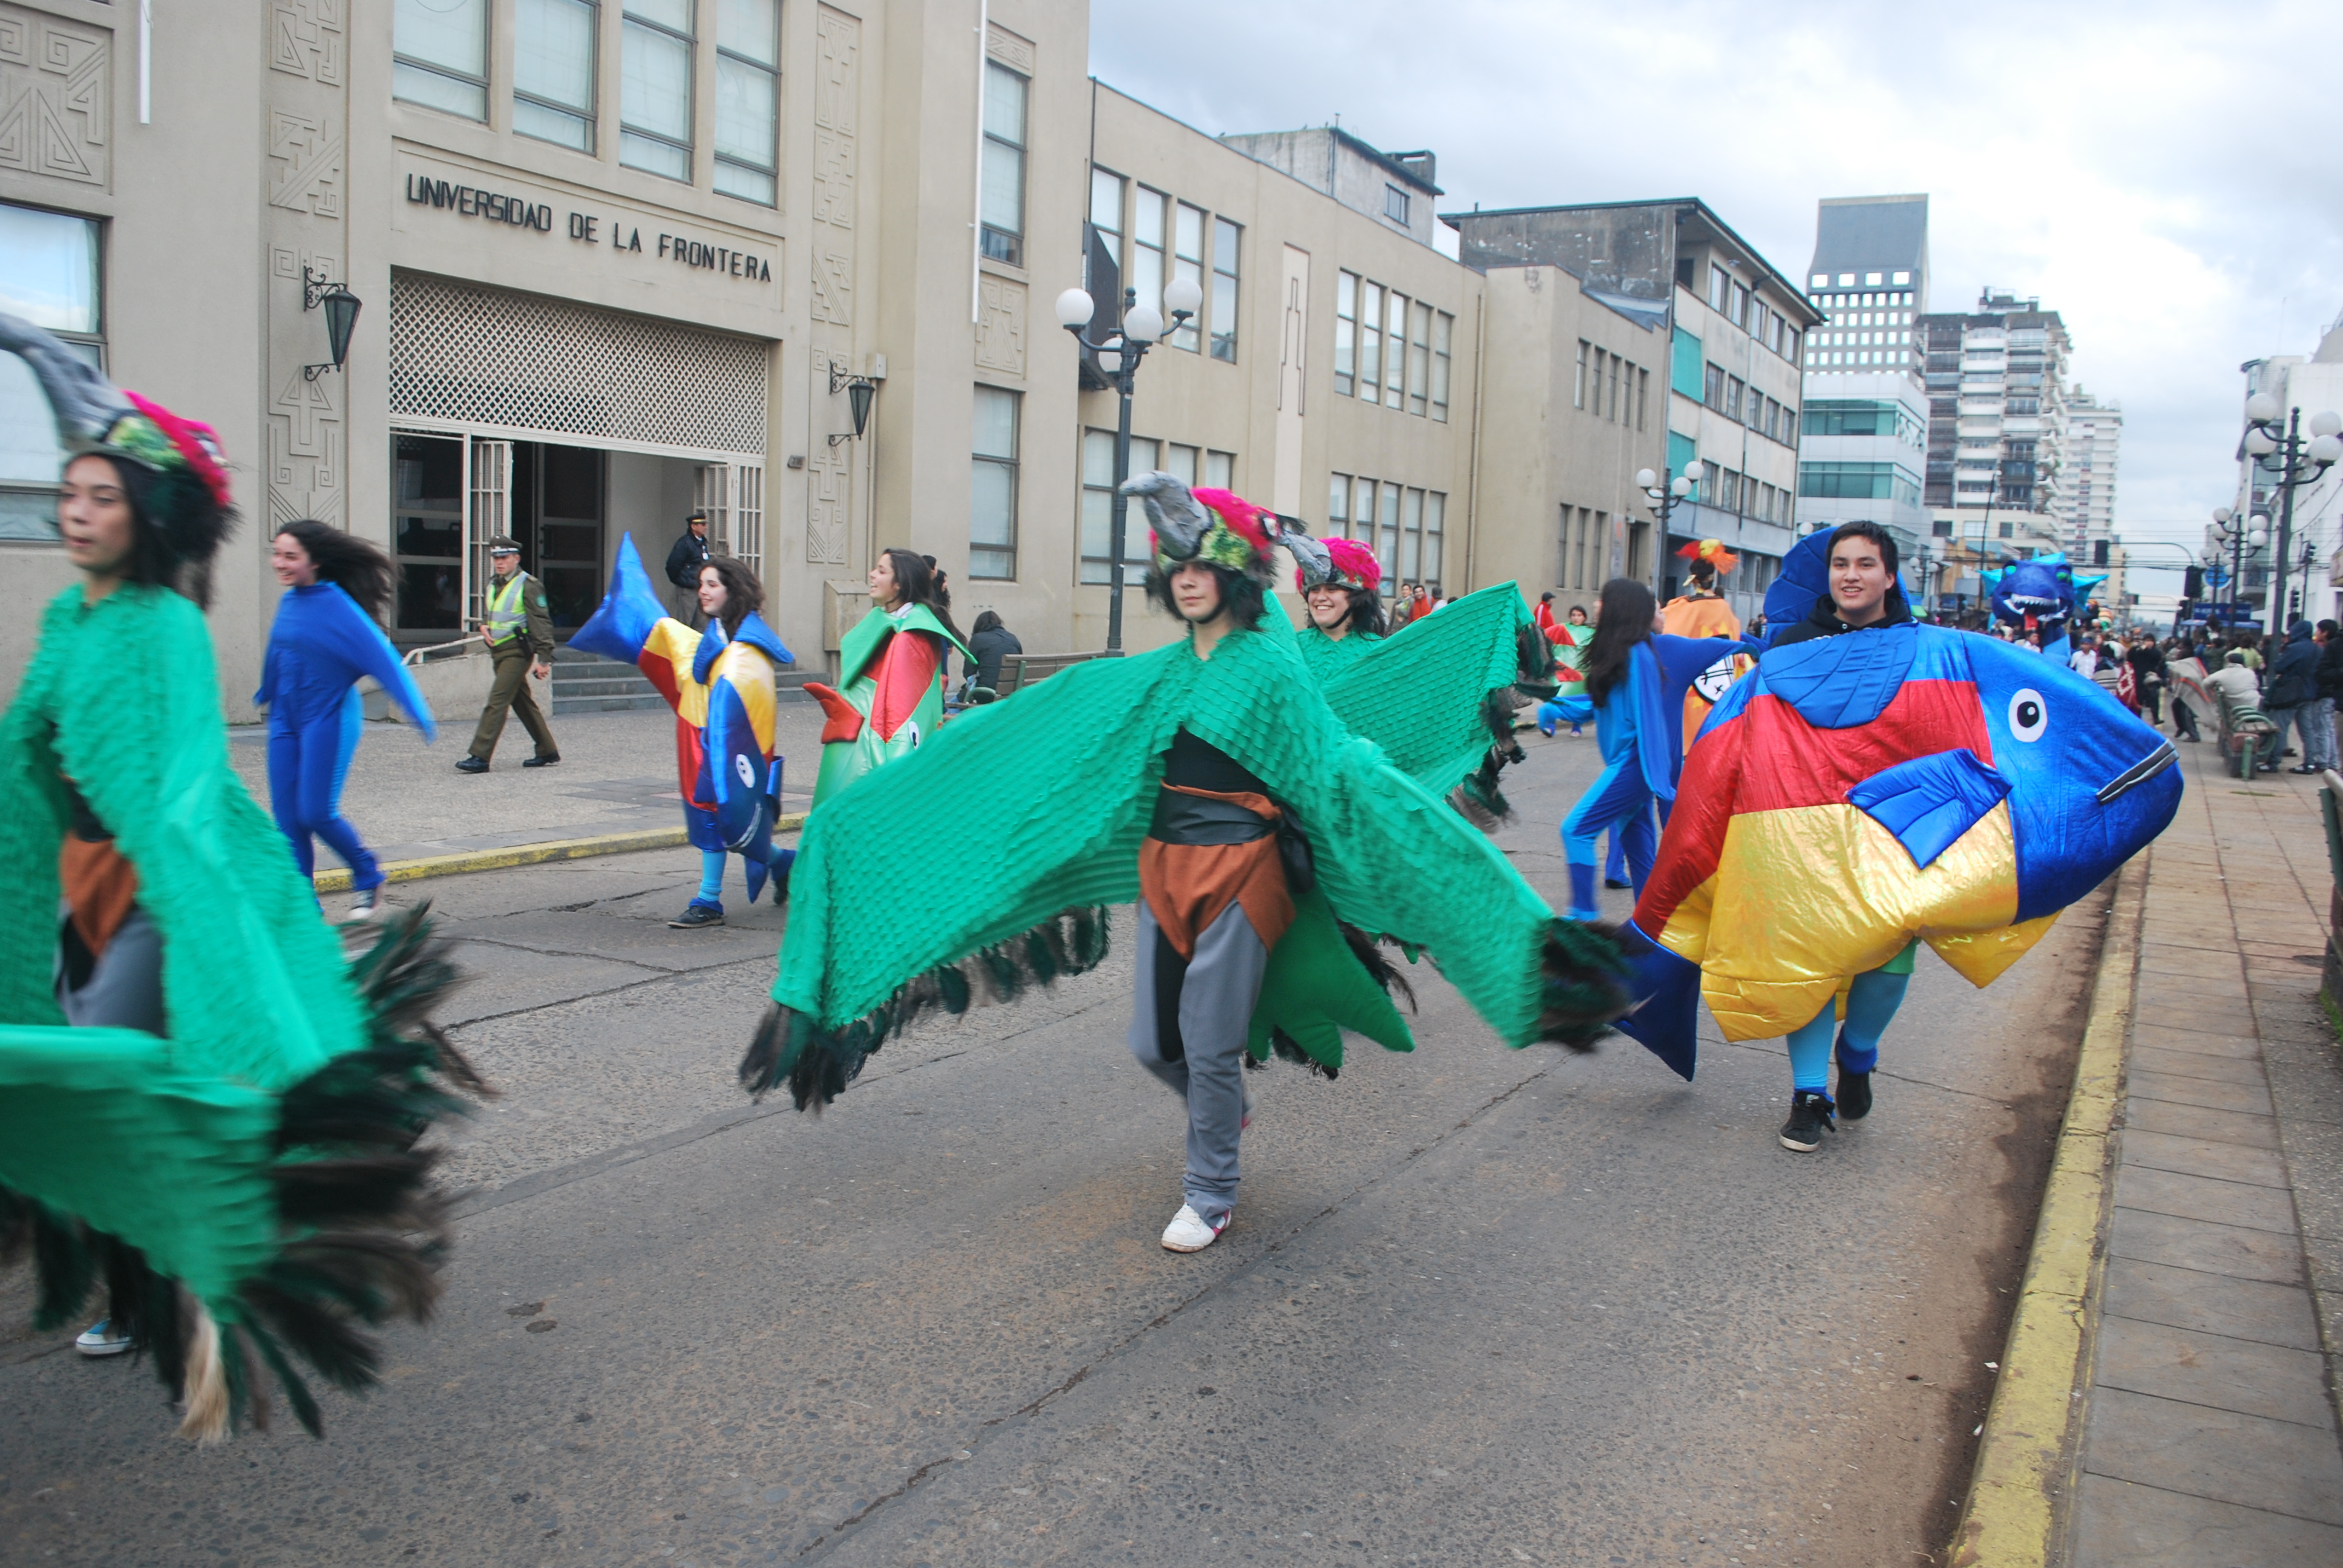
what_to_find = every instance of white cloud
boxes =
[1090,0,2343,585]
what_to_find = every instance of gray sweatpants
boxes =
[54,904,167,1035]
[1129,901,1269,1224]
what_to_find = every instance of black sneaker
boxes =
[523,753,562,768]
[456,756,490,774]
[668,901,724,929]
[1779,1090,1835,1152]
[1604,877,1633,890]
[1836,1070,1873,1122]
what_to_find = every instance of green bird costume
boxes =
[0,314,479,1440]
[805,598,973,808]
[739,493,1627,1113]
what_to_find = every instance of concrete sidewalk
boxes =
[2067,740,2343,1561]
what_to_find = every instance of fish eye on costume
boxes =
[1694,655,1737,703]
[2008,689,2047,742]
[735,754,757,787]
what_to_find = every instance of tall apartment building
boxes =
[2062,387,2124,607]
[1916,291,2073,595]
[1447,200,1821,625]
[1794,195,1930,557]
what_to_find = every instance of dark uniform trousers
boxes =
[469,641,559,761]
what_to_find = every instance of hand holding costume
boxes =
[0,314,482,1439]
[572,534,798,904]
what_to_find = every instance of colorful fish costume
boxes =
[1984,553,2106,665]
[572,534,798,904]
[258,580,437,892]
[805,596,971,809]
[1616,621,2181,1078]
[0,313,480,1439]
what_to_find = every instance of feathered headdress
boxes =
[1123,472,1279,586]
[1295,534,1383,596]
[1676,538,1740,576]
[0,312,235,569]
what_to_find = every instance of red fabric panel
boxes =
[804,683,865,745]
[869,630,940,741]
[1733,681,1992,813]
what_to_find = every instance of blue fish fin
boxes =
[690,613,730,687]
[1611,923,1702,1082]
[1846,748,2011,871]
[744,854,768,906]
[705,681,774,862]
[571,534,667,664]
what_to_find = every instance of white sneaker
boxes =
[76,1318,135,1357]
[342,887,380,924]
[1160,1204,1231,1253]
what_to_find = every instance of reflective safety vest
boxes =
[485,570,534,647]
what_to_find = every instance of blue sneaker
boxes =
[76,1318,135,1357]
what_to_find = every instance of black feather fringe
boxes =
[1536,917,1634,1053]
[1513,622,1560,701]
[738,906,1113,1109]
[1339,921,1418,1013]
[0,903,484,1439]
[1267,1027,1337,1079]
[1446,689,1531,831]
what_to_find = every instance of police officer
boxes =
[457,537,560,773]
[664,509,713,627]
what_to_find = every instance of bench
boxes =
[2216,690,2277,778]
[966,650,1115,705]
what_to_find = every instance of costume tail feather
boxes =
[739,906,1114,1108]
[1339,922,1417,1012]
[1535,918,1634,1052]
[1449,690,1528,831]
[1514,622,1560,699]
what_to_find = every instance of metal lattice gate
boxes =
[389,271,770,455]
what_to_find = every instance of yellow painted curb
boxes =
[313,812,808,893]
[1948,852,2145,1567]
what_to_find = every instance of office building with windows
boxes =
[2062,387,2124,606]
[1795,195,1930,561]
[1446,200,1820,626]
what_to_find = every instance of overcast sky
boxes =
[1090,0,2343,591]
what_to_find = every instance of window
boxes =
[1573,340,1588,410]
[1750,299,1771,350]
[715,0,780,204]
[1358,283,1384,407]
[1724,376,1744,422]
[1384,184,1410,226]
[970,387,1019,579]
[395,0,488,119]
[1407,301,1430,416]
[1400,488,1423,579]
[621,0,694,181]
[1671,326,1703,399]
[1422,492,1445,586]
[1706,264,1727,312]
[0,203,101,540]
[1210,218,1240,363]
[1081,429,1159,584]
[390,436,465,628]
[1166,443,1199,487]
[1798,461,1921,509]
[978,61,1027,264]
[514,0,597,150]
[1704,362,1726,410]
[1730,281,1748,328]
[1384,289,1406,407]
[1131,187,1166,328]
[1717,469,1740,513]
[1608,352,1624,421]
[1785,327,1800,362]
[1329,474,1351,537]
[1334,271,1357,397]
[1377,481,1400,580]
[1172,204,1205,352]
[1205,450,1234,489]
[1089,168,1123,252]
[1432,312,1452,423]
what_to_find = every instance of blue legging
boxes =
[267,690,380,890]
[1559,756,1657,920]
[1784,967,1912,1092]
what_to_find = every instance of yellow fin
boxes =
[1927,910,2062,987]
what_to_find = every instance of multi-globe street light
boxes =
[1633,462,1703,595]
[1055,273,1204,652]
[2240,391,2342,629]
[2209,505,2269,631]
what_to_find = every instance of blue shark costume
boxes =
[257,582,437,891]
[1982,553,2105,665]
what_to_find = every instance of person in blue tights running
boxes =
[1556,578,1674,921]
[258,520,437,923]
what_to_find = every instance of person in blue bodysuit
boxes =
[258,520,437,923]
[1558,578,1674,922]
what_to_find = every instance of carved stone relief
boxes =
[266,247,344,528]
[985,24,1034,73]
[267,111,344,217]
[805,354,851,567]
[975,275,1027,378]
[0,4,108,188]
[270,0,345,85]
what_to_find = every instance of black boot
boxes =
[1779,1090,1836,1152]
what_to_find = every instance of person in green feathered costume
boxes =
[0,315,483,1440]
[739,473,1630,1255]
[1293,532,1386,683]
[803,547,974,808]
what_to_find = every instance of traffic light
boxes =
[2184,566,2204,598]
[2092,539,2111,566]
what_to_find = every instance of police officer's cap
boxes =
[487,536,523,554]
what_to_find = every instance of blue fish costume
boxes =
[1616,622,2180,1080]
[257,581,437,895]
[1984,553,2105,665]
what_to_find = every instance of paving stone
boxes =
[2129,1068,2276,1117]
[2081,1387,2343,1523]
[2129,1022,2261,1059]
[2101,1256,2322,1351]
[2136,946,2249,981]
[2094,1314,2336,1426]
[2107,1206,2304,1286]
[2123,1097,2281,1149]
[2119,1129,2290,1189]
[2116,1166,2302,1233]
[2131,1044,2269,1086]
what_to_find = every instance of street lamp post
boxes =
[1633,462,1704,596]
[2241,392,2342,629]
[2210,506,2269,632]
[1056,275,1202,652]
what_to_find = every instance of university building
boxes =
[0,0,1812,708]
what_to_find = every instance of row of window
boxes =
[1812,270,1915,289]
[1801,399,1925,445]
[1327,474,1447,588]
[1086,169,1240,361]
[1815,327,1909,349]
[1812,288,1916,310]
[1080,431,1234,584]
[1809,348,1914,367]
[1334,273,1452,420]
[393,0,781,204]
[1573,342,1649,429]
[1798,461,1922,509]
[1559,505,1655,589]
[1699,364,1792,445]
[1701,264,1800,361]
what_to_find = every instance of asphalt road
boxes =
[0,719,2104,1568]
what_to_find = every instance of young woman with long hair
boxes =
[1555,577,1673,921]
[804,546,972,808]
[258,518,437,923]
[1293,535,1386,681]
